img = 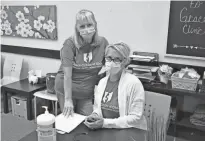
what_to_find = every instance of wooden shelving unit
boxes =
[177,112,205,132]
[129,52,205,140]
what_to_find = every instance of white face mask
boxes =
[105,61,121,74]
[79,27,95,36]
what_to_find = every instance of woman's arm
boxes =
[63,67,74,117]
[63,67,72,99]
[60,39,75,99]
[102,82,145,129]
[60,39,75,116]
[92,84,101,116]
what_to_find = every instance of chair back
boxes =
[144,91,171,122]
[144,91,171,141]
[3,57,23,81]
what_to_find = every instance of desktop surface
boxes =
[19,123,188,141]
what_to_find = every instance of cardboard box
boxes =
[11,95,34,119]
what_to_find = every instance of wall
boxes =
[1,1,205,112]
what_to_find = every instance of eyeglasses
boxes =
[105,56,123,64]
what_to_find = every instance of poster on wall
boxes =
[0,5,57,40]
[167,1,205,58]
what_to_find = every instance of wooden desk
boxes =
[19,123,188,141]
[1,78,46,120]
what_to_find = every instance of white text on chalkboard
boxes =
[179,1,205,35]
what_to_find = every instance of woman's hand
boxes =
[63,98,74,118]
[85,113,99,122]
[84,114,104,130]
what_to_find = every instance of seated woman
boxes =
[84,42,147,130]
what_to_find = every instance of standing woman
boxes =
[55,9,109,117]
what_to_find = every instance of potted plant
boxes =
[158,65,173,84]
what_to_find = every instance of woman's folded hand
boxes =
[85,113,99,122]
[84,113,104,129]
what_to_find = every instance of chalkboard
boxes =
[167,1,205,58]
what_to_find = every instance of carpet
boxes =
[1,113,37,141]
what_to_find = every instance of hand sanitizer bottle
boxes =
[37,106,56,141]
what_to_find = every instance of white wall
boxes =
[2,1,205,66]
[1,1,205,112]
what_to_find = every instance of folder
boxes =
[55,113,86,133]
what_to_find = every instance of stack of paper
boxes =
[130,55,155,62]
[55,113,86,133]
[127,64,158,82]
[128,64,159,73]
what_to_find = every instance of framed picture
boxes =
[0,5,57,40]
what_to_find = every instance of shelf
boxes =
[175,126,205,141]
[143,81,205,98]
[177,117,205,132]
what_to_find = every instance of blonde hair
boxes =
[72,9,100,48]
[105,42,131,67]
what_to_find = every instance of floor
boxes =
[0,94,58,141]
[1,112,36,141]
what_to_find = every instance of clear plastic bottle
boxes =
[37,106,56,141]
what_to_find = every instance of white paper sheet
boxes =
[55,113,86,133]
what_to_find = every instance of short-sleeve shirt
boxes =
[57,36,108,99]
[101,80,120,118]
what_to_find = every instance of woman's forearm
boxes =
[64,76,72,99]
[102,115,140,129]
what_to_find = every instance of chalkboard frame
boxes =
[166,1,205,60]
[164,53,205,61]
